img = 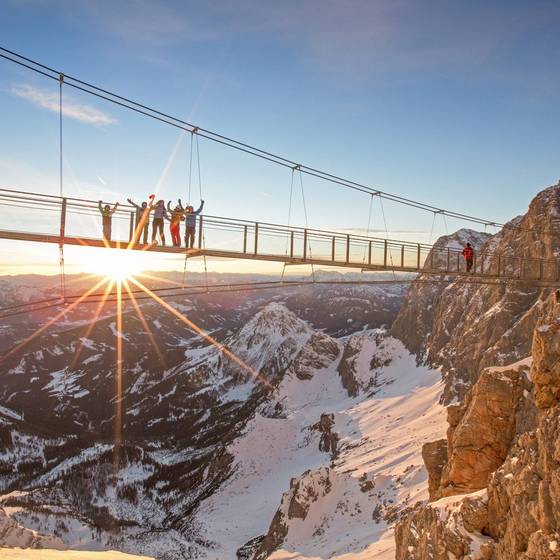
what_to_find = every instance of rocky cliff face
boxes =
[392,182,560,404]
[395,293,560,559]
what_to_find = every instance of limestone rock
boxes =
[422,439,447,500]
[438,360,533,496]
[253,467,332,559]
[392,184,560,404]
[0,506,65,549]
[394,490,493,560]
[531,319,560,408]
[396,311,560,560]
[312,413,339,458]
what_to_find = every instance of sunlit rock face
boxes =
[395,295,560,560]
[392,183,560,404]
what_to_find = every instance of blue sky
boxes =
[1,0,559,274]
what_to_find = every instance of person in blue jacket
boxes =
[180,200,204,248]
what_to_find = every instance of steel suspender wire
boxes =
[195,133,209,290]
[298,168,315,283]
[281,169,296,283]
[182,131,195,289]
[378,195,397,282]
[362,193,374,265]
[58,73,67,303]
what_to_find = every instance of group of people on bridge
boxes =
[98,195,204,248]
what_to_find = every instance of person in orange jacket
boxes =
[167,200,185,247]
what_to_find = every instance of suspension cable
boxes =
[0,45,538,236]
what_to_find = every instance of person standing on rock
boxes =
[462,242,474,273]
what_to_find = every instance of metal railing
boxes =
[0,187,558,283]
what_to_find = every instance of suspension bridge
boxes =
[1,187,558,287]
[0,46,558,296]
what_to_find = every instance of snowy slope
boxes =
[193,332,445,558]
[265,338,445,559]
[0,550,153,559]
[1,297,443,559]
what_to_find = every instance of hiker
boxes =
[167,200,185,247]
[179,199,204,249]
[462,242,474,272]
[127,195,154,244]
[151,199,169,246]
[98,200,119,242]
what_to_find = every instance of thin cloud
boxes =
[11,84,116,125]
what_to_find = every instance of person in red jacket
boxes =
[462,242,474,272]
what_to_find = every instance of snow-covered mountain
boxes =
[1,274,444,559]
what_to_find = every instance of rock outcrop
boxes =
[312,413,339,458]
[0,506,65,549]
[436,360,534,497]
[392,183,560,404]
[253,467,333,560]
[395,297,560,559]
[395,490,493,560]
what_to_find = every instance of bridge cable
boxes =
[0,46,535,236]
[280,168,296,283]
[362,193,375,266]
[428,211,437,245]
[298,168,315,283]
[195,132,209,291]
[58,73,67,304]
[182,131,195,289]
[378,195,397,282]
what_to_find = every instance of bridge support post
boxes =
[417,244,421,270]
[59,197,67,245]
[129,212,134,242]
[303,229,308,260]
[400,245,404,268]
[198,216,203,249]
[290,231,294,258]
[383,240,388,268]
[243,225,248,253]
[346,235,350,263]
[331,237,335,261]
[368,241,372,265]
[254,223,259,255]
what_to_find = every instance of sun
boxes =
[82,248,145,281]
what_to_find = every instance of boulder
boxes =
[438,360,533,496]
